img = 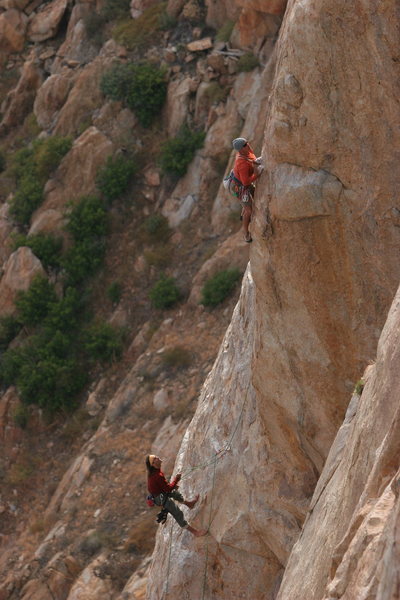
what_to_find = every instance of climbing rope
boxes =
[163,386,251,599]
[163,519,174,600]
[201,452,218,600]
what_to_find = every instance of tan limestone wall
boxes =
[276,283,400,600]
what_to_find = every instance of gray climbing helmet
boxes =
[232,137,247,151]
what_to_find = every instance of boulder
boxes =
[152,387,170,412]
[33,69,76,130]
[53,57,115,136]
[30,127,113,229]
[52,3,99,69]
[0,57,44,134]
[27,0,68,43]
[0,9,27,59]
[0,247,46,317]
[165,76,194,137]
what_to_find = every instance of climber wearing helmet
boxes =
[232,137,263,243]
[146,455,207,537]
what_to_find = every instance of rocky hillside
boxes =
[0,0,287,599]
[0,0,399,599]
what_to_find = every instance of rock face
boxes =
[147,0,400,598]
[0,9,27,59]
[0,247,46,316]
[277,283,400,600]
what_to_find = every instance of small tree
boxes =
[100,62,167,127]
[201,268,241,307]
[160,126,205,177]
[149,275,180,309]
[96,154,136,202]
[83,322,123,363]
[16,275,57,326]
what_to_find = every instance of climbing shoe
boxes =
[156,509,168,525]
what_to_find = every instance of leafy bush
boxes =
[149,275,180,309]
[237,53,259,73]
[160,126,205,177]
[34,136,72,180]
[9,174,43,226]
[100,62,167,127]
[62,240,106,286]
[107,281,122,305]
[216,20,234,42]
[13,233,63,269]
[66,195,107,242]
[201,268,241,306]
[83,322,123,363]
[112,3,169,50]
[96,154,136,202]
[0,332,87,411]
[44,287,83,334]
[9,137,71,226]
[142,214,171,242]
[16,275,57,326]
[161,346,191,370]
[0,315,22,351]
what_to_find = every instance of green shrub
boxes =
[354,379,364,395]
[0,315,22,351]
[142,214,170,242]
[83,322,123,363]
[149,275,180,309]
[112,3,168,50]
[16,275,57,326]
[161,346,191,370]
[13,233,63,269]
[44,287,84,333]
[100,62,167,127]
[34,136,72,180]
[9,174,43,226]
[96,154,136,202]
[9,137,71,226]
[11,147,36,181]
[62,240,106,286]
[216,20,234,42]
[0,332,87,411]
[201,268,241,306]
[102,0,130,20]
[66,196,107,242]
[160,126,205,177]
[237,52,259,73]
[107,281,122,305]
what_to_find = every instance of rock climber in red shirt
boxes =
[232,137,263,243]
[146,454,207,537]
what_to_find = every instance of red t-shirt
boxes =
[148,469,179,496]
[233,147,257,186]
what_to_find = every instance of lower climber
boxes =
[146,454,207,537]
[232,137,263,243]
